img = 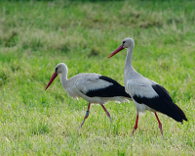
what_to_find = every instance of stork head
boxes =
[108,37,135,58]
[45,63,68,90]
[55,63,68,74]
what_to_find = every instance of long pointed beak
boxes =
[45,72,58,90]
[108,45,124,58]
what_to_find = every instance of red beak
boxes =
[108,45,124,58]
[45,72,58,90]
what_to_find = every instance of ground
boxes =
[0,0,194,155]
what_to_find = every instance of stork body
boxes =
[45,63,131,127]
[108,38,187,135]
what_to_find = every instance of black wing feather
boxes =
[133,84,187,123]
[86,76,131,98]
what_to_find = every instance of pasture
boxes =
[0,0,194,155]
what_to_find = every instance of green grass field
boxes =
[0,0,194,155]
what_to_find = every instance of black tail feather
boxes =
[133,95,187,123]
[168,103,187,123]
[151,84,187,123]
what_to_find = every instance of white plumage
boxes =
[45,63,131,127]
[126,78,158,98]
[108,37,187,135]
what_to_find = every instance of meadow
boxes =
[0,0,194,155]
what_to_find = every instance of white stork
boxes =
[45,63,131,127]
[108,37,187,135]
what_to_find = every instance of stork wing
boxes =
[127,81,187,122]
[126,80,158,98]
[76,75,130,98]
[75,75,112,94]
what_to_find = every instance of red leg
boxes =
[100,104,112,122]
[154,112,163,135]
[80,103,91,128]
[131,113,139,135]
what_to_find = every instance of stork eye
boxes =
[55,67,58,72]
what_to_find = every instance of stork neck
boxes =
[125,47,133,70]
[60,70,68,88]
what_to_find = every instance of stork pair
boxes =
[45,37,187,135]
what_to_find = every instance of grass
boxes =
[0,0,194,155]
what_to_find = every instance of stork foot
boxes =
[131,128,137,136]
[80,103,91,128]
[109,116,113,123]
[80,112,89,128]
[100,104,112,122]
[154,112,163,136]
[159,123,163,136]
[131,113,139,136]
[106,111,112,123]
[80,110,89,128]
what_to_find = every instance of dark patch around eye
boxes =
[55,67,58,72]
